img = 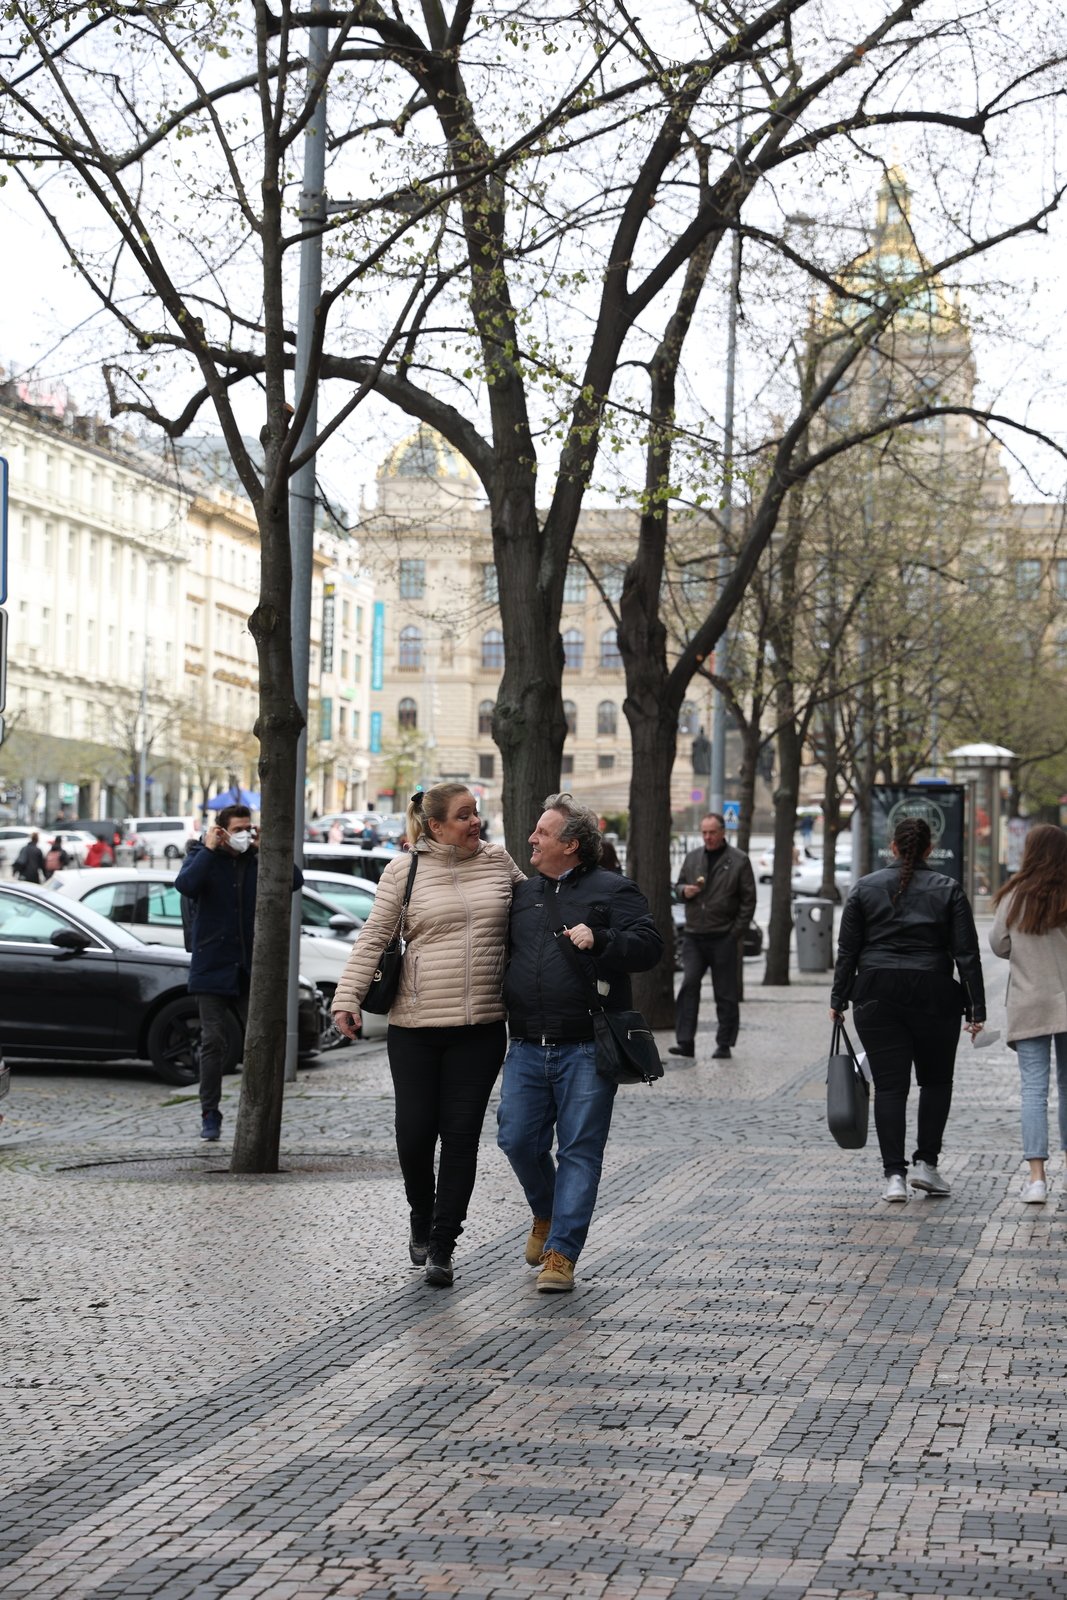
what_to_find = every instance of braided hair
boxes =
[891,816,932,907]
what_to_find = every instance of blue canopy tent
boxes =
[205,786,261,810]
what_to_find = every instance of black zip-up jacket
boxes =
[830,861,986,1022]
[504,865,663,1042]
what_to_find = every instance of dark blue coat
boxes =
[176,840,303,996]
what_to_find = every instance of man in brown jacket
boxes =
[672,812,756,1061]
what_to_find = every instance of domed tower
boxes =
[375,422,481,519]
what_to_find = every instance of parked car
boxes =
[300,869,378,925]
[302,843,398,884]
[46,867,385,1042]
[123,815,200,860]
[791,850,852,901]
[0,881,319,1084]
[0,826,92,870]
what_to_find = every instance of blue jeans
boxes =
[497,1038,617,1263]
[1015,1033,1067,1160]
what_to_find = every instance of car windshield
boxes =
[301,887,358,927]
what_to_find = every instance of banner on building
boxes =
[869,784,966,885]
[371,602,385,691]
[369,710,382,753]
[322,583,335,674]
[320,696,333,742]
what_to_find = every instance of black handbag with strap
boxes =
[541,887,663,1086]
[361,854,419,1014]
[826,1019,870,1148]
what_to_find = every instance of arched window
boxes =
[398,625,422,670]
[563,699,577,737]
[597,700,617,737]
[481,628,505,670]
[398,697,418,730]
[600,628,622,670]
[678,699,699,735]
[477,699,494,736]
[562,629,584,670]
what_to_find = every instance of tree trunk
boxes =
[763,726,802,985]
[625,692,678,1029]
[736,720,761,855]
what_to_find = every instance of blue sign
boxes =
[369,710,382,753]
[371,601,385,691]
[0,456,7,606]
[722,800,741,829]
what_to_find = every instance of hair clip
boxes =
[410,790,424,806]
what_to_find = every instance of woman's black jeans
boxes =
[387,1021,506,1254]
[852,995,961,1178]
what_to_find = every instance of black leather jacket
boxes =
[504,865,662,1042]
[830,862,986,1022]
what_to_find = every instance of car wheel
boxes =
[164,843,181,860]
[315,982,348,1051]
[146,997,237,1087]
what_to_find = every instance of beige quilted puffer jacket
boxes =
[332,838,526,1028]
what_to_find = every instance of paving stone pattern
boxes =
[1,938,1065,1597]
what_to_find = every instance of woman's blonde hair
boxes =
[406,782,474,847]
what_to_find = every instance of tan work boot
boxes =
[536,1249,575,1293]
[525,1216,551,1266]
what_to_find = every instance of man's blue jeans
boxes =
[497,1037,617,1263]
[1015,1033,1067,1160]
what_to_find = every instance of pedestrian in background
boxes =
[43,836,71,879]
[12,832,45,884]
[331,784,524,1288]
[990,823,1067,1204]
[497,793,662,1293]
[831,815,985,1203]
[671,812,756,1061]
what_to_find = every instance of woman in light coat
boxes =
[990,823,1067,1204]
[332,784,524,1285]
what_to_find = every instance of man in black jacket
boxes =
[672,812,756,1061]
[498,792,662,1293]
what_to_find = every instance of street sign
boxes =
[0,455,7,606]
[722,800,741,829]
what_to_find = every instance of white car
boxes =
[301,869,378,926]
[0,826,90,869]
[791,851,853,900]
[45,867,387,1041]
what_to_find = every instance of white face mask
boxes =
[227,830,252,854]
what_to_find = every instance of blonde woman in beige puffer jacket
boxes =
[332,783,524,1287]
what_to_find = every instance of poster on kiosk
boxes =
[869,785,967,887]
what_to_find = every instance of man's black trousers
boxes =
[675,931,739,1049]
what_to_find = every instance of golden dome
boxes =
[378,423,476,483]
[821,169,960,335]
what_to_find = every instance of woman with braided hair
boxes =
[990,823,1067,1204]
[831,815,986,1202]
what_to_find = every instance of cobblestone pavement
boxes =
[2,936,1065,1599]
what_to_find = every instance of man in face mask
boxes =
[176,804,301,1142]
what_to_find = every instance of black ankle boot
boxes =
[424,1249,454,1287]
[408,1214,431,1266]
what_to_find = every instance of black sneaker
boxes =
[408,1214,431,1266]
[712,1046,732,1060]
[668,1043,695,1058]
[200,1110,222,1142]
[424,1251,454,1287]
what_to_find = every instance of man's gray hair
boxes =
[543,792,603,868]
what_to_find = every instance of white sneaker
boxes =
[883,1174,908,1202]
[910,1160,951,1196]
[1022,1179,1047,1204]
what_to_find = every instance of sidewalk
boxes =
[1,944,1064,1599]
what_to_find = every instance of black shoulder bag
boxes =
[826,1019,870,1148]
[362,855,419,1014]
[542,888,663,1086]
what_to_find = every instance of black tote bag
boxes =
[362,855,419,1015]
[826,1019,870,1149]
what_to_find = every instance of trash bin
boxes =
[793,897,835,972]
[114,844,136,866]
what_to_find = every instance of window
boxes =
[561,754,575,776]
[398,697,418,730]
[478,753,495,780]
[563,700,577,737]
[597,700,618,737]
[678,700,699,735]
[680,568,709,608]
[66,529,78,577]
[597,753,615,772]
[481,629,505,670]
[563,565,587,603]
[478,699,495,736]
[398,625,423,670]
[320,698,333,741]
[1057,631,1067,670]
[0,894,100,948]
[338,705,347,736]
[600,628,622,669]
[399,558,426,599]
[1055,560,1067,600]
[141,883,184,933]
[482,563,499,603]
[601,562,626,603]
[562,629,584,670]
[340,649,349,677]
[1015,559,1042,600]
